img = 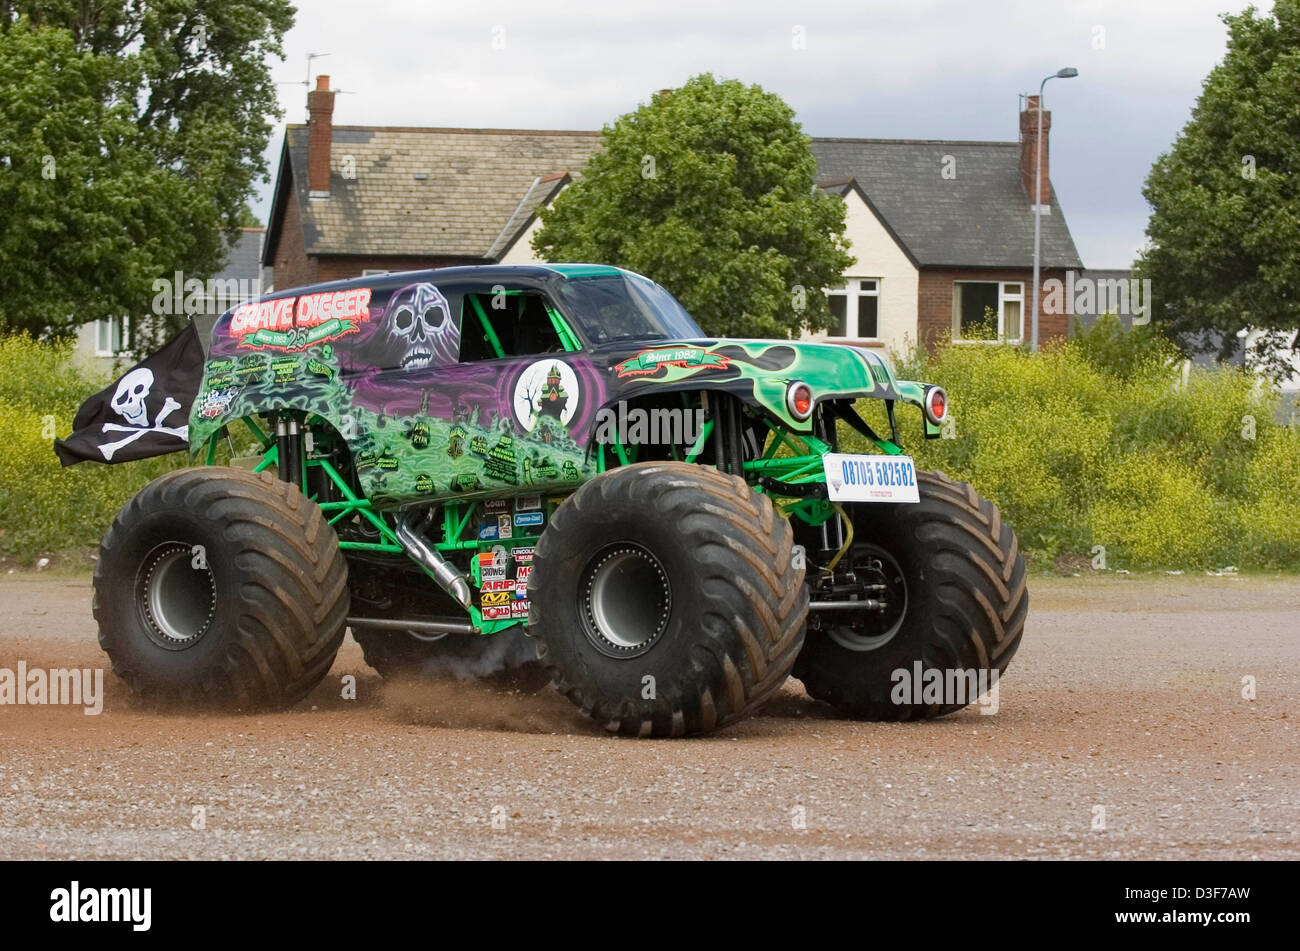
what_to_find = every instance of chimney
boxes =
[1019,94,1051,207]
[307,74,335,197]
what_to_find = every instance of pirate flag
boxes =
[53,324,204,466]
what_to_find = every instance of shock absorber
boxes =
[707,391,746,476]
[274,414,303,488]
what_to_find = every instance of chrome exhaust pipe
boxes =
[394,514,473,608]
[346,616,475,637]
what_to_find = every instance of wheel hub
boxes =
[136,543,216,650]
[818,544,908,652]
[579,543,671,658]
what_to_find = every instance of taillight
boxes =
[924,387,947,424]
[787,381,814,420]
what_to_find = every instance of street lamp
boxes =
[1029,67,1078,352]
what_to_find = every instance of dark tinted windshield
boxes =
[555,273,703,345]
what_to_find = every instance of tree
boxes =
[0,1,293,346]
[533,74,853,339]
[1136,0,1300,382]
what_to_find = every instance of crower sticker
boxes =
[230,287,371,351]
[614,346,730,378]
[513,359,580,432]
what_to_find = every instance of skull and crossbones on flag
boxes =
[53,325,204,467]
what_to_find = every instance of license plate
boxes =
[822,453,920,503]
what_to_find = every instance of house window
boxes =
[361,269,390,277]
[95,317,129,356]
[825,279,880,339]
[952,281,1023,342]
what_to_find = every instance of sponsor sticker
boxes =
[513,511,543,529]
[482,605,512,620]
[822,453,920,503]
[514,494,541,512]
[511,600,530,619]
[497,514,513,539]
[478,523,499,541]
[480,590,512,608]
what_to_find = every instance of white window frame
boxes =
[952,281,1024,343]
[825,278,881,340]
[361,269,391,277]
[94,316,129,356]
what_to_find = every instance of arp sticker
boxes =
[481,579,514,593]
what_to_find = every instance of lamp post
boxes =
[1030,67,1078,352]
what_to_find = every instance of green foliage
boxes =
[1072,313,1181,380]
[533,74,854,339]
[1135,0,1300,379]
[0,335,185,561]
[0,2,293,346]
[855,339,1300,571]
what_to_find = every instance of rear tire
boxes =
[529,462,807,737]
[794,470,1026,720]
[94,466,349,709]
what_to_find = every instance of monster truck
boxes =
[88,264,1026,736]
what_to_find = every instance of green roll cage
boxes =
[199,292,903,632]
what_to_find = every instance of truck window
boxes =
[459,289,565,362]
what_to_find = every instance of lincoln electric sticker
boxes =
[230,288,372,351]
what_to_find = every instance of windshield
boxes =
[555,273,703,345]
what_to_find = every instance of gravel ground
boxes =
[0,573,1296,860]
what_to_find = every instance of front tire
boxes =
[94,466,350,709]
[529,462,807,738]
[793,470,1027,720]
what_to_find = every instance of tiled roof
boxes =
[267,127,1083,270]
[276,125,601,260]
[810,138,1083,269]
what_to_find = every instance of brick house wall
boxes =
[918,267,1070,346]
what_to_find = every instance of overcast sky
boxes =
[254,0,1258,268]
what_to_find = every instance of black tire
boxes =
[793,470,1027,720]
[351,626,548,690]
[94,466,349,709]
[529,461,807,738]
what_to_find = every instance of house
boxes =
[75,227,269,366]
[264,77,1083,357]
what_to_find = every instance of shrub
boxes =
[0,335,186,562]
[863,335,1300,572]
